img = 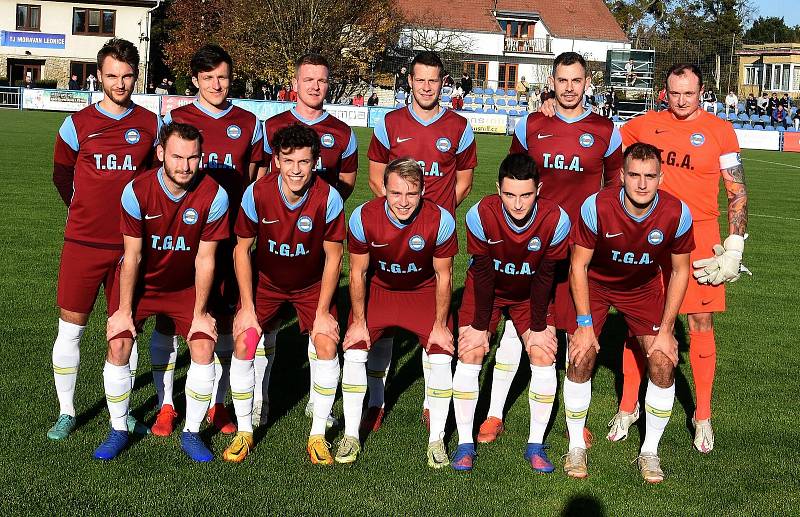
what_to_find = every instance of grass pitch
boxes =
[1,109,799,515]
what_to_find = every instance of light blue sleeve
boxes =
[207,185,229,223]
[372,117,390,149]
[342,128,358,158]
[676,201,693,238]
[58,116,79,152]
[513,114,529,151]
[241,183,258,223]
[605,125,622,158]
[456,120,475,154]
[551,207,571,246]
[436,206,456,245]
[465,203,486,242]
[121,181,141,219]
[154,115,164,146]
[580,194,599,235]
[326,187,344,224]
[162,110,173,125]
[251,115,263,146]
[262,120,272,154]
[348,204,366,243]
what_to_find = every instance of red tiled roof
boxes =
[396,0,501,33]
[524,0,628,42]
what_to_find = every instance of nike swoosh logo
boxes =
[701,299,712,305]
[605,232,623,238]
[396,137,412,143]
[487,239,504,245]
[371,242,389,247]
[537,134,553,139]
[261,219,279,224]
[144,214,162,220]
[655,129,668,134]
[88,132,103,138]
[652,325,661,332]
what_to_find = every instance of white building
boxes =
[396,0,629,90]
[0,0,158,91]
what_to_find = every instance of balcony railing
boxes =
[504,37,551,54]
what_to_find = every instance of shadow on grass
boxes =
[561,495,606,517]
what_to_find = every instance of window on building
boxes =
[16,4,41,31]
[498,63,518,90]
[792,65,800,92]
[73,8,115,36]
[463,62,489,88]
[499,20,535,39]
[70,61,98,88]
[744,66,761,86]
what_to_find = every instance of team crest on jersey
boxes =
[320,133,335,148]
[435,137,452,152]
[297,215,313,233]
[182,208,199,225]
[408,234,425,251]
[690,133,705,147]
[579,133,594,148]
[528,237,542,251]
[227,125,242,140]
[648,229,664,245]
[125,129,140,144]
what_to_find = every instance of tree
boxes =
[745,16,800,43]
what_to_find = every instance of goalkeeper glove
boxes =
[693,234,751,285]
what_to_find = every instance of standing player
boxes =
[223,124,345,464]
[365,51,476,430]
[613,64,749,452]
[476,52,622,444]
[565,143,693,482]
[340,158,457,468]
[49,38,160,440]
[453,153,570,471]
[256,53,357,429]
[94,122,229,461]
[152,44,264,436]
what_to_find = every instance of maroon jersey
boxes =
[164,100,263,205]
[53,102,160,248]
[572,187,694,289]
[368,105,477,214]
[348,198,457,291]
[235,173,345,292]
[121,168,230,292]
[262,108,358,190]
[465,195,570,300]
[509,110,622,219]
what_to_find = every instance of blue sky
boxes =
[751,0,800,27]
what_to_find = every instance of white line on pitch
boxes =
[743,158,800,169]
[721,210,800,222]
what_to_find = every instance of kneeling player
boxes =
[453,153,570,471]
[224,124,345,464]
[564,143,693,482]
[95,122,229,461]
[341,158,457,468]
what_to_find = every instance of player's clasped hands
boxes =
[188,311,217,342]
[232,306,261,340]
[645,331,679,367]
[524,328,558,363]
[106,309,137,341]
[427,323,454,355]
[569,326,600,368]
[311,311,340,345]
[342,320,370,351]
[457,325,490,358]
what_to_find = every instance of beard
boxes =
[102,83,133,107]
[164,165,197,189]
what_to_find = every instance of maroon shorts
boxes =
[209,239,238,317]
[254,280,335,334]
[108,279,198,340]
[458,276,530,337]
[349,283,454,356]
[567,276,664,337]
[546,259,576,330]
[57,240,123,314]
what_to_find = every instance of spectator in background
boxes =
[255,84,271,100]
[155,78,169,95]
[461,71,473,96]
[768,92,779,117]
[515,75,529,103]
[367,92,379,106]
[394,65,410,97]
[528,86,540,112]
[288,86,298,102]
[68,74,80,90]
[702,88,717,113]
[779,93,791,108]
[772,104,788,128]
[757,92,769,116]
[584,82,595,108]
[24,75,34,89]
[146,80,156,94]
[604,87,616,118]
[85,74,97,91]
[184,88,192,96]
[540,85,553,107]
[167,79,177,95]
[352,93,365,106]
[745,93,757,116]
[657,87,667,111]
[725,91,738,117]
[625,58,637,86]
[793,108,800,131]
[442,72,454,96]
[277,85,288,101]
[451,86,464,110]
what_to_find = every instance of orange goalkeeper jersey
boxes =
[621,109,740,222]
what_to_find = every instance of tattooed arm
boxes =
[722,163,748,236]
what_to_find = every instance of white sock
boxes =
[52,319,84,417]
[310,357,340,436]
[641,380,675,455]
[103,361,130,432]
[422,349,431,411]
[528,364,557,443]
[426,353,453,443]
[150,330,178,408]
[254,330,277,406]
[211,334,234,405]
[129,340,139,390]
[487,320,522,419]
[229,356,255,433]
[563,378,592,450]
[184,361,215,433]
[307,337,318,409]
[342,349,368,438]
[366,337,392,408]
[453,361,481,445]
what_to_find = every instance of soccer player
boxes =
[453,153,570,471]
[614,63,749,453]
[477,51,622,444]
[153,44,264,436]
[223,124,345,464]
[341,158,457,468]
[49,38,160,440]
[365,51,476,431]
[93,122,229,461]
[566,142,694,483]
[256,53,357,429]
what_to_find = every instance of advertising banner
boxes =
[462,112,507,135]
[90,92,161,114]
[733,129,781,151]
[323,105,369,127]
[782,131,800,153]
[231,99,293,121]
[22,89,89,112]
[160,95,195,116]
[1,30,65,49]
[368,106,394,128]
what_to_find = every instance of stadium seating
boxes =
[442,95,451,103]
[732,123,742,128]
[717,112,727,120]
[495,88,505,96]
[484,88,495,97]
[395,91,406,101]
[475,107,485,113]
[473,87,484,96]
[737,102,745,113]
[496,98,506,107]
[738,113,749,122]
[484,98,495,108]
[463,96,472,105]
[777,126,786,132]
[497,108,508,114]
[508,99,518,107]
